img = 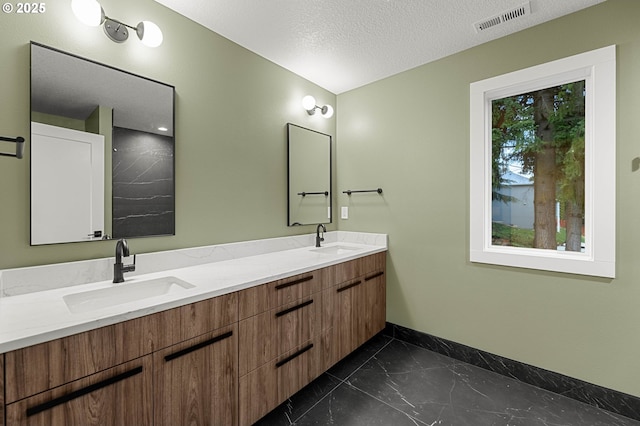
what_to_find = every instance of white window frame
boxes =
[469,45,616,278]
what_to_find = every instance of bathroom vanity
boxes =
[0,232,386,426]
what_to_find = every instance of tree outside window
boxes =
[491,81,586,253]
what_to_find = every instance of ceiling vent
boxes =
[474,1,531,33]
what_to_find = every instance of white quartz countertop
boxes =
[0,239,386,353]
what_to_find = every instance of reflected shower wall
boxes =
[112,127,175,238]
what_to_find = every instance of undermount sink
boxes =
[310,245,361,255]
[63,276,195,314]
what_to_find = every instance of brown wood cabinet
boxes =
[322,252,386,370]
[239,252,386,425]
[4,293,237,405]
[4,315,152,404]
[1,251,386,426]
[3,293,237,426]
[238,271,325,426]
[239,337,321,426]
[6,356,153,426]
[154,324,237,426]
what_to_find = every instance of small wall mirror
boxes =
[287,123,332,226]
[30,43,175,245]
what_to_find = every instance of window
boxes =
[470,46,616,278]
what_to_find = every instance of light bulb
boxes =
[321,105,334,118]
[137,21,163,47]
[301,95,316,111]
[71,0,104,27]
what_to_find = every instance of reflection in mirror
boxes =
[30,42,175,245]
[287,123,332,226]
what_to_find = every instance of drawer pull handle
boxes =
[275,344,314,368]
[26,366,143,417]
[275,275,313,290]
[337,280,362,293]
[365,271,384,281]
[275,299,313,317]
[165,330,233,362]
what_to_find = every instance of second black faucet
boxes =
[316,224,326,247]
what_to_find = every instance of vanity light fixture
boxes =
[302,95,334,118]
[71,0,163,47]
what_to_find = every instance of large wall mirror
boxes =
[287,123,332,226]
[30,42,175,245]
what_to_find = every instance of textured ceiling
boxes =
[154,0,605,94]
[31,44,174,136]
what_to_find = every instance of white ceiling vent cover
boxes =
[474,2,532,33]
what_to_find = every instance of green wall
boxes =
[0,0,335,268]
[336,0,640,398]
[3,0,638,402]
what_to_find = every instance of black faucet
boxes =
[315,224,326,247]
[113,239,136,283]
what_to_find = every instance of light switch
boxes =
[341,206,349,219]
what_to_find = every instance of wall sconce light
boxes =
[71,0,163,48]
[302,95,334,118]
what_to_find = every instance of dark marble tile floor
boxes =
[254,334,640,426]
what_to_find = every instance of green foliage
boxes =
[491,95,535,190]
[491,82,586,188]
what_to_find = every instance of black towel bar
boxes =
[0,135,25,159]
[343,188,383,196]
[298,191,329,197]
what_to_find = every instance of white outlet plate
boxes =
[341,206,349,219]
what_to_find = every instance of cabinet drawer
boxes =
[362,252,386,277]
[239,294,321,376]
[150,292,237,351]
[322,258,363,289]
[238,271,322,319]
[239,338,321,426]
[6,356,153,426]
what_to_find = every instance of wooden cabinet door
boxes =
[322,253,386,370]
[5,356,152,426]
[360,270,386,347]
[154,324,237,426]
[323,277,363,368]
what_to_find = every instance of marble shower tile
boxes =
[111,127,174,239]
